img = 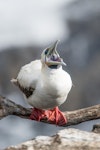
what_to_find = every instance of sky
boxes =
[0,0,75,49]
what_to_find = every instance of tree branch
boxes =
[0,95,100,126]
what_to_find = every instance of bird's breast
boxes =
[28,69,72,109]
[43,71,71,96]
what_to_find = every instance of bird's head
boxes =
[41,40,66,68]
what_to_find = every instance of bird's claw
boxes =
[29,107,67,126]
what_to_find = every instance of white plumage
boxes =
[17,60,41,89]
[16,59,72,109]
[11,41,72,125]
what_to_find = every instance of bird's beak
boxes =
[46,40,66,66]
[46,41,58,56]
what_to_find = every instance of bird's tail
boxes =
[11,78,18,86]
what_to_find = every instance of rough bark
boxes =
[5,128,100,150]
[1,95,100,149]
[92,124,100,134]
[0,95,100,127]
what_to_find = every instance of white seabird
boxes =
[11,41,72,125]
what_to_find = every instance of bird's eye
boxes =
[45,49,48,55]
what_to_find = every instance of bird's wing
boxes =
[11,60,42,98]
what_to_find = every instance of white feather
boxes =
[17,60,41,89]
[15,59,72,109]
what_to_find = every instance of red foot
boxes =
[48,107,67,126]
[29,107,67,126]
[29,108,48,121]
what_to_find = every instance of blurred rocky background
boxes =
[0,0,100,148]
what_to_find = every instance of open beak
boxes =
[46,40,66,66]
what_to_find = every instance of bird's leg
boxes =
[29,108,48,121]
[48,107,67,126]
[29,107,67,126]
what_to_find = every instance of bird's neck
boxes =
[41,64,62,76]
[48,65,60,69]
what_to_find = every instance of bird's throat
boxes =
[48,65,59,69]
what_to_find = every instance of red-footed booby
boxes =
[11,41,72,126]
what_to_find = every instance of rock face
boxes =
[61,0,100,110]
[0,46,40,95]
[5,128,100,150]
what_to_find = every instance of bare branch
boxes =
[0,95,31,119]
[0,95,100,126]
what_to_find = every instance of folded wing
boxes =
[11,60,42,98]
